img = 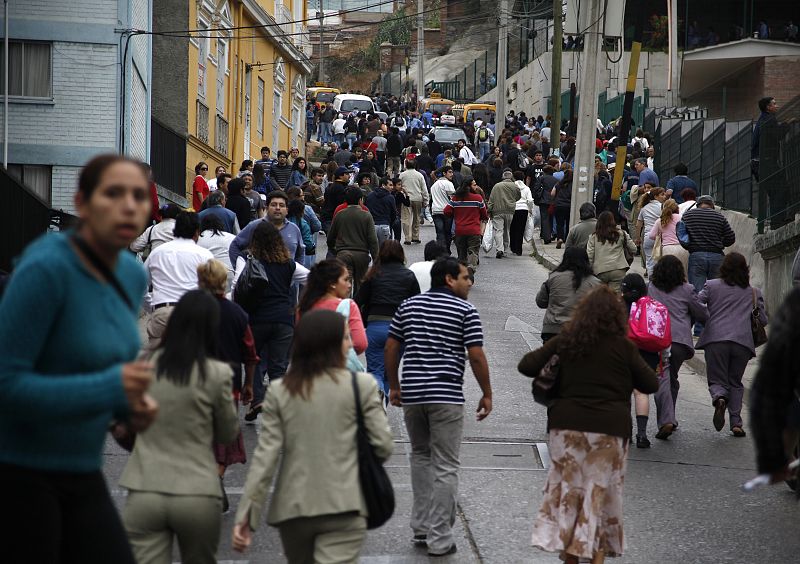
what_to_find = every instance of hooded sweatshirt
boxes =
[365,187,397,226]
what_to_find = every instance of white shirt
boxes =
[332,118,346,135]
[514,180,534,212]
[430,177,455,214]
[459,145,479,165]
[678,200,697,215]
[145,238,214,306]
[409,260,435,293]
[130,219,176,254]
[197,230,236,271]
[207,177,218,191]
[540,126,551,141]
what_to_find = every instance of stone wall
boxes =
[754,218,800,315]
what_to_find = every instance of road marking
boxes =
[536,442,550,469]
[504,314,536,333]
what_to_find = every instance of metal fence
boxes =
[151,118,188,200]
[0,167,53,272]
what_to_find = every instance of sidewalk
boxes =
[528,231,763,402]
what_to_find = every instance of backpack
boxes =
[393,116,405,128]
[676,202,696,250]
[478,127,489,142]
[233,254,271,312]
[532,178,545,205]
[628,297,672,353]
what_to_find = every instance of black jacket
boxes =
[427,140,442,159]
[321,182,348,222]
[387,134,404,157]
[355,263,421,318]
[365,187,397,226]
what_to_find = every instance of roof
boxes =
[681,39,800,98]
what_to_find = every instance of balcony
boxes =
[196,100,210,145]
[215,115,229,157]
[275,4,292,36]
[297,26,312,55]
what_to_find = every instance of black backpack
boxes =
[233,254,271,312]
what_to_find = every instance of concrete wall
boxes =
[153,0,189,137]
[478,50,671,119]
[754,218,800,316]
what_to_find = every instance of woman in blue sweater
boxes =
[0,154,157,562]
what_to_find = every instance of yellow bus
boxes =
[453,103,496,125]
[307,87,341,110]
[418,93,456,117]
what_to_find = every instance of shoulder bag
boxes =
[351,371,395,529]
[532,353,560,407]
[233,254,270,312]
[676,202,696,250]
[622,231,635,266]
[652,229,663,261]
[750,288,768,348]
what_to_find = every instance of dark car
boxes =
[431,126,470,152]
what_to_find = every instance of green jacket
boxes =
[327,205,379,258]
[487,180,521,215]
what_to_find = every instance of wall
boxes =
[478,50,670,119]
[153,0,189,137]
[754,218,800,316]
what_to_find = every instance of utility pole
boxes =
[3,0,8,168]
[569,0,602,228]
[496,0,509,127]
[667,0,678,105]
[317,0,324,83]
[550,0,562,145]
[416,0,424,99]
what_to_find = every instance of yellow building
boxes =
[186,0,312,204]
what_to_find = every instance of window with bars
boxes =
[7,164,52,204]
[257,78,265,137]
[197,100,210,144]
[215,114,229,156]
[0,41,52,99]
[216,39,226,114]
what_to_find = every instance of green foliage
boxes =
[363,8,413,70]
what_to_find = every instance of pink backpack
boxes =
[628,297,672,352]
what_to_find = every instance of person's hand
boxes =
[232,521,252,553]
[241,384,254,406]
[128,393,159,432]
[122,361,154,407]
[389,388,402,407]
[476,395,492,421]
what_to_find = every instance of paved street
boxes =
[103,223,800,563]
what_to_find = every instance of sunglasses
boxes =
[200,167,208,171]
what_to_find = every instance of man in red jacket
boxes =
[443,179,488,278]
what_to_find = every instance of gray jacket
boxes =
[488,180,521,215]
[696,279,768,357]
[536,270,602,334]
[564,218,597,250]
[586,229,637,275]
[647,282,708,351]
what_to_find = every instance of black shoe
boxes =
[220,476,230,513]
[655,423,675,440]
[404,241,412,245]
[244,404,262,422]
[412,534,428,545]
[412,239,422,244]
[496,251,504,259]
[732,426,746,437]
[636,435,651,449]
[428,545,457,557]
[713,398,726,432]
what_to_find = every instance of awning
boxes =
[680,39,800,99]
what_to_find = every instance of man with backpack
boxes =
[474,124,495,162]
[391,112,407,133]
[532,165,558,245]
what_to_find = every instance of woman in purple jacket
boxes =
[648,256,708,437]
[697,252,767,437]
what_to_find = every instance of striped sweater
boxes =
[681,207,735,254]
[443,193,489,236]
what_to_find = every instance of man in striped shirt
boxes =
[385,257,492,557]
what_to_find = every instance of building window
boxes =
[257,78,265,137]
[272,89,282,151]
[197,21,209,98]
[216,39,226,114]
[197,99,210,144]
[215,115,229,156]
[7,164,52,204]
[0,41,52,99]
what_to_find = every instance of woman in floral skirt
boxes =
[518,286,658,563]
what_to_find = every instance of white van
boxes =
[332,94,377,116]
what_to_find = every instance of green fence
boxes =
[546,89,650,132]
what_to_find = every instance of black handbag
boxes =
[750,288,767,348]
[233,253,270,312]
[532,354,560,407]
[350,371,395,529]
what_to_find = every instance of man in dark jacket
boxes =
[386,127,404,176]
[327,187,379,297]
[533,165,558,244]
[427,133,442,160]
[365,177,397,246]
[269,150,292,191]
[320,167,351,233]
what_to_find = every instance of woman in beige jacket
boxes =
[233,309,394,563]
[586,211,637,293]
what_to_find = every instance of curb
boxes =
[529,237,558,271]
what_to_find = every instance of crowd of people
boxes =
[0,93,797,564]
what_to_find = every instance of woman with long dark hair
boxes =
[697,252,767,437]
[252,163,269,195]
[193,161,210,210]
[0,154,156,563]
[519,286,657,563]
[586,211,637,292]
[355,240,420,401]
[635,186,666,275]
[536,247,601,342]
[289,157,309,188]
[197,260,259,511]
[232,310,393,562]
[121,290,239,562]
[233,222,310,422]
[226,177,255,229]
[297,259,368,358]
[551,169,573,247]
[472,162,491,195]
[648,256,708,437]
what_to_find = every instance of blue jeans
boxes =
[688,251,723,334]
[432,214,452,253]
[346,133,358,150]
[365,320,391,394]
[251,322,294,406]
[375,224,391,247]
[478,142,491,161]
